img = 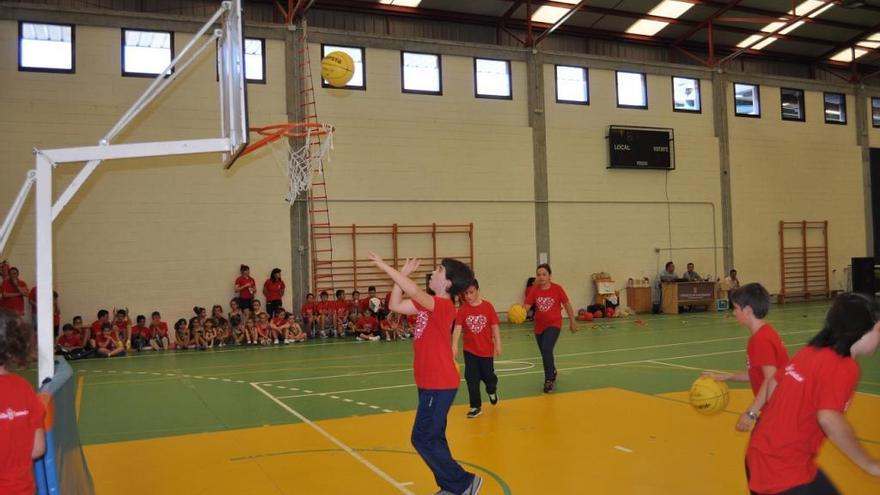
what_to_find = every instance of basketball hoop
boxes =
[239,122,334,202]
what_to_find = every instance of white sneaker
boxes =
[370,334,380,341]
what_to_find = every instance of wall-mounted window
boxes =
[401,51,441,95]
[555,65,589,105]
[824,92,847,124]
[321,44,365,89]
[780,88,805,122]
[672,76,700,112]
[475,58,511,99]
[19,21,74,73]
[734,83,760,117]
[616,71,647,109]
[872,97,880,128]
[244,38,265,83]
[122,29,173,77]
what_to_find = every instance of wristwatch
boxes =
[746,410,759,421]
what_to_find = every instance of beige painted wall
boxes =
[728,85,865,295]
[0,22,289,321]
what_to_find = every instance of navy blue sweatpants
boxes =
[412,388,475,493]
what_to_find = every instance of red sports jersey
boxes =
[271,317,289,328]
[746,324,790,395]
[236,275,256,299]
[412,297,460,389]
[355,315,379,332]
[131,325,151,339]
[746,346,859,494]
[90,320,104,337]
[334,300,348,318]
[316,301,332,315]
[455,300,499,358]
[256,322,270,338]
[95,332,118,349]
[151,321,169,337]
[524,283,569,335]
[263,279,285,301]
[57,332,83,348]
[0,278,28,315]
[0,374,45,495]
[301,303,315,318]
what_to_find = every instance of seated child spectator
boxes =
[229,315,247,345]
[381,312,403,341]
[333,289,349,338]
[354,309,380,341]
[228,299,242,322]
[212,305,229,329]
[130,315,152,351]
[270,309,291,344]
[93,322,124,357]
[287,312,306,343]
[150,312,170,350]
[244,317,258,345]
[174,319,192,350]
[112,308,131,349]
[316,291,332,338]
[71,315,90,346]
[190,318,208,350]
[349,290,362,326]
[255,313,272,345]
[90,310,110,345]
[203,318,218,349]
[56,323,92,360]
[301,293,316,338]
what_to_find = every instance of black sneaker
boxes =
[466,407,482,418]
[488,393,498,405]
[543,381,553,393]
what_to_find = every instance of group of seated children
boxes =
[54,285,413,358]
[300,286,415,341]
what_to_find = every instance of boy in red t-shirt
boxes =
[55,323,83,353]
[0,310,47,495]
[315,291,332,338]
[703,283,790,425]
[90,310,110,345]
[300,293,316,338]
[369,253,482,495]
[452,279,502,418]
[333,289,349,338]
[380,312,403,341]
[742,293,880,494]
[149,311,170,350]
[354,308,380,341]
[130,314,152,351]
[94,322,125,357]
[349,290,362,327]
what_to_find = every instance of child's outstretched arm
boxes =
[368,253,433,313]
[818,410,880,476]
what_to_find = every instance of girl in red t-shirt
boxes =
[523,264,578,393]
[354,309,380,341]
[452,279,502,418]
[300,293,316,338]
[234,264,257,311]
[369,253,482,495]
[743,293,880,494]
[0,310,46,495]
[263,268,286,318]
[270,309,291,344]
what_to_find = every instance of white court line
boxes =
[646,360,716,372]
[276,383,416,399]
[614,446,633,453]
[256,367,411,384]
[250,383,415,495]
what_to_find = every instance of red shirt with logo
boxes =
[263,279,285,301]
[151,321,169,337]
[525,283,569,335]
[355,315,378,332]
[301,303,315,319]
[0,374,45,495]
[57,332,83,348]
[334,300,349,318]
[747,324,790,395]
[236,276,256,299]
[316,300,331,315]
[412,296,459,390]
[455,300,499,358]
[0,278,28,315]
[95,332,119,349]
[746,346,859,494]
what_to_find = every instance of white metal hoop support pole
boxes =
[0,171,36,256]
[35,152,54,385]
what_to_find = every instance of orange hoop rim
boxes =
[240,122,333,156]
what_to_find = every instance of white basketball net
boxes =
[267,124,334,202]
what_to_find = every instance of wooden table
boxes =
[661,281,717,315]
[626,286,652,314]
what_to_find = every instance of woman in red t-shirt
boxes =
[234,264,257,311]
[523,264,578,393]
[743,293,880,494]
[0,310,46,495]
[263,268,286,318]
[452,278,502,418]
[369,253,483,495]
[0,267,29,317]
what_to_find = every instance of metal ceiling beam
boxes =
[533,0,587,46]
[815,19,880,60]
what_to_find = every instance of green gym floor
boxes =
[56,302,880,494]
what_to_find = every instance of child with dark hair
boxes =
[0,267,29,316]
[354,308,380,341]
[234,265,257,312]
[369,253,483,495]
[0,309,46,494]
[452,279,502,419]
[743,292,880,494]
[300,293,316,338]
[523,263,578,393]
[316,291,332,339]
[286,312,306,343]
[94,322,124,357]
[130,314,152,352]
[112,308,131,349]
[270,309,290,344]
[90,309,110,345]
[703,283,789,419]
[263,268,286,317]
[56,323,88,360]
[150,312,169,350]
[173,319,191,350]
[333,289,349,338]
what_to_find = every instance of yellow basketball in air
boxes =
[508,304,527,324]
[321,51,355,87]
[689,377,730,415]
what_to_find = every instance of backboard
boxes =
[219,0,249,169]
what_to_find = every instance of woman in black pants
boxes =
[523,264,579,393]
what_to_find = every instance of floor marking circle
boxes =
[494,360,536,372]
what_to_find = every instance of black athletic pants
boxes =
[746,462,839,495]
[535,327,560,382]
[463,351,497,409]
